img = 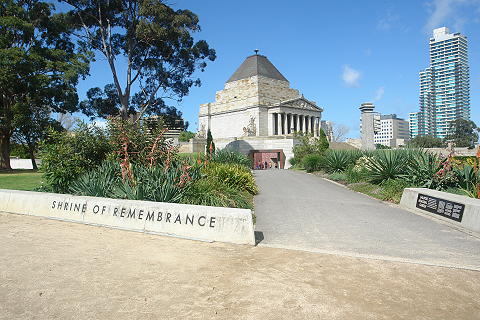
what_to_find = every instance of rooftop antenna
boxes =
[254,49,259,55]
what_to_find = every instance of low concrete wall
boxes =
[0,189,255,245]
[400,188,480,234]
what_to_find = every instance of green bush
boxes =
[178,131,195,142]
[302,154,323,172]
[204,162,257,194]
[292,131,329,164]
[321,150,361,173]
[210,148,252,168]
[181,177,253,209]
[345,165,368,183]
[405,151,442,188]
[364,150,408,183]
[69,161,120,198]
[70,161,201,203]
[328,171,347,182]
[40,123,112,193]
[380,179,409,203]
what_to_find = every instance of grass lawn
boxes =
[0,170,43,191]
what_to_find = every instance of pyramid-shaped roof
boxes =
[226,54,288,83]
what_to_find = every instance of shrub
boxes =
[302,154,323,172]
[321,150,360,173]
[204,162,257,194]
[210,148,252,168]
[404,151,442,188]
[345,165,368,183]
[69,161,120,198]
[380,179,409,203]
[40,123,112,193]
[364,150,408,183]
[292,132,329,164]
[181,177,253,209]
[178,131,195,142]
[70,161,200,203]
[328,171,347,182]
[289,157,299,167]
[454,164,479,198]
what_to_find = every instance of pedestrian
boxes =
[264,161,268,170]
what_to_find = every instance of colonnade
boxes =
[270,113,320,136]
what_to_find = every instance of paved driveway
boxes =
[254,170,480,270]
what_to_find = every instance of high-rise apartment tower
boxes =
[409,27,470,139]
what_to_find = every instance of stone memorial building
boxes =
[197,53,323,168]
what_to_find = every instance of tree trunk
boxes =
[0,132,12,171]
[28,145,38,170]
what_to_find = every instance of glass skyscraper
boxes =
[409,27,470,139]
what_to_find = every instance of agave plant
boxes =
[210,148,252,168]
[321,150,359,173]
[364,150,408,183]
[403,151,442,188]
[454,164,479,198]
[69,161,120,197]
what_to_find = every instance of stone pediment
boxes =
[277,97,322,112]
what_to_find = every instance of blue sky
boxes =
[73,0,480,138]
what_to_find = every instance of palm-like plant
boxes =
[364,150,408,183]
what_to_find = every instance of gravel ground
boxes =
[1,212,479,320]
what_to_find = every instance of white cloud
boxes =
[377,11,400,30]
[424,0,480,32]
[374,86,385,101]
[342,65,361,87]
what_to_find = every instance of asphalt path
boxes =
[254,170,480,270]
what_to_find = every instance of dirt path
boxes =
[1,212,479,319]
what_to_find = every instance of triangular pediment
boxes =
[278,97,322,111]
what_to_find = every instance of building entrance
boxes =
[250,149,285,169]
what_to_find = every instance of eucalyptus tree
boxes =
[62,0,216,120]
[0,0,89,170]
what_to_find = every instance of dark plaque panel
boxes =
[415,193,464,222]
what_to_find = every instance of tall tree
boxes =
[62,0,216,120]
[0,0,89,170]
[12,103,63,170]
[446,119,478,148]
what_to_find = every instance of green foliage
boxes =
[9,143,30,158]
[292,132,329,164]
[375,144,391,149]
[319,129,330,150]
[380,179,410,203]
[181,177,253,209]
[364,150,408,183]
[328,172,347,182]
[179,131,195,142]
[204,163,257,195]
[404,151,442,188]
[65,0,216,119]
[206,129,215,154]
[454,165,479,198]
[289,157,299,167]
[302,154,323,173]
[108,118,176,166]
[69,161,120,198]
[70,161,201,203]
[446,119,478,148]
[0,0,90,169]
[39,123,112,193]
[210,149,252,168]
[321,149,362,173]
[407,135,444,148]
[344,165,369,183]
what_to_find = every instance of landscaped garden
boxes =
[290,132,480,203]
[14,119,256,209]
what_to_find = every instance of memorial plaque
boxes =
[416,193,464,222]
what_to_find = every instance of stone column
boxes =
[311,117,315,135]
[268,113,275,136]
[276,113,282,135]
[316,117,320,136]
[282,113,287,135]
[304,115,309,134]
[293,114,298,132]
[286,114,291,134]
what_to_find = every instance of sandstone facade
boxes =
[197,54,324,168]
